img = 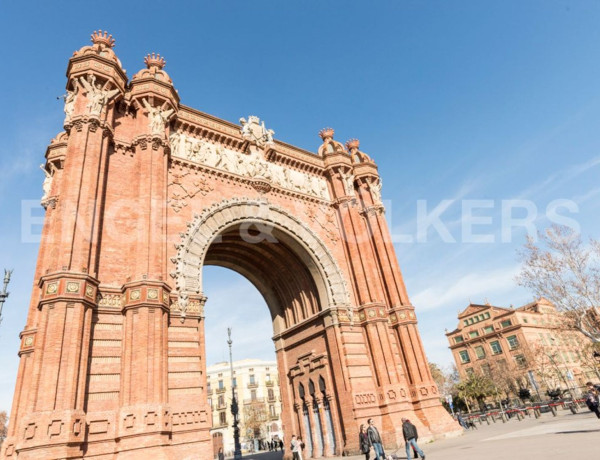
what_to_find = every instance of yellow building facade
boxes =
[207,359,283,453]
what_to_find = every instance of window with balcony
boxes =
[507,335,519,350]
[251,389,257,401]
[490,340,502,355]
[459,350,471,363]
[475,346,486,359]
[218,395,225,408]
[268,388,275,401]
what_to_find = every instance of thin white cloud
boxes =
[516,156,600,201]
[411,264,522,312]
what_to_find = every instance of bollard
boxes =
[534,408,540,418]
[485,416,490,425]
[550,405,557,417]
[569,404,578,414]
[501,412,507,423]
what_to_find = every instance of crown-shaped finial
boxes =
[319,127,335,140]
[91,30,115,48]
[346,138,360,151]
[145,53,166,70]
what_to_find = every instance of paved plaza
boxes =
[233,409,600,460]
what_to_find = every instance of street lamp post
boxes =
[0,269,13,326]
[227,327,242,460]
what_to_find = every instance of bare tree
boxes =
[0,411,7,448]
[243,400,267,441]
[517,225,600,342]
[429,362,459,397]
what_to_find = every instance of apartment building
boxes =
[207,359,282,453]
[446,298,598,397]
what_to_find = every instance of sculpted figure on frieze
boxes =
[78,74,120,116]
[370,179,382,204]
[62,82,79,123]
[142,98,174,135]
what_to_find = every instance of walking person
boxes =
[291,435,300,460]
[359,424,371,460]
[366,418,385,460]
[585,381,600,418]
[402,418,425,460]
[217,447,224,460]
[297,436,306,460]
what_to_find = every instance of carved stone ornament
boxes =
[40,163,57,207]
[78,74,120,117]
[168,171,214,212]
[239,115,274,148]
[169,132,330,200]
[340,169,355,197]
[142,98,174,135]
[369,178,382,205]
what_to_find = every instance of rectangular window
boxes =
[475,346,486,359]
[465,367,474,376]
[500,319,512,328]
[249,374,256,385]
[484,326,494,334]
[481,364,491,376]
[490,341,502,355]
[484,312,491,319]
[266,373,271,382]
[459,350,471,363]
[207,381,211,392]
[469,331,479,338]
[218,380,224,390]
[454,336,464,344]
[507,335,519,350]
[523,317,528,323]
[251,389,257,401]
[270,405,276,416]
[515,355,527,368]
[219,411,226,425]
[463,320,469,326]
[232,377,237,388]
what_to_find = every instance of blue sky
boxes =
[2,1,600,411]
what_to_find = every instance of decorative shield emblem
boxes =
[239,115,275,148]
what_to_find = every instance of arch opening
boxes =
[203,222,324,335]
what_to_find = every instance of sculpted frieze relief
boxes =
[169,131,330,200]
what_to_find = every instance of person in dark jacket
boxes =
[359,424,371,460]
[585,382,600,418]
[366,418,385,460]
[402,418,425,460]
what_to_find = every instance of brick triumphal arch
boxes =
[3,32,459,459]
